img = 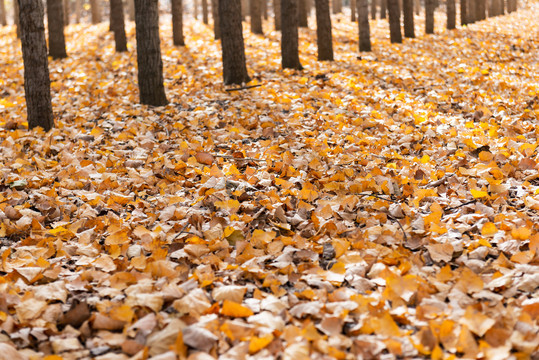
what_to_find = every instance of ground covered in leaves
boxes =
[0,4,538,360]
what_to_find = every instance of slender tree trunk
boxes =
[447,0,455,28]
[127,0,135,20]
[460,0,467,24]
[380,0,386,18]
[63,0,69,24]
[477,0,484,19]
[298,0,308,26]
[211,0,220,39]
[74,0,81,22]
[273,0,281,30]
[262,0,268,18]
[414,0,419,14]
[350,0,356,21]
[90,0,101,23]
[47,0,68,58]
[241,0,248,18]
[110,0,127,51]
[172,0,184,45]
[134,0,168,105]
[488,0,497,16]
[219,0,251,84]
[14,0,20,38]
[370,0,375,19]
[332,0,341,13]
[357,0,371,51]
[469,0,476,22]
[281,0,302,69]
[425,0,434,33]
[387,0,401,42]
[18,0,54,131]
[202,0,208,23]
[250,0,263,33]
[314,0,333,60]
[0,0,7,26]
[403,0,414,37]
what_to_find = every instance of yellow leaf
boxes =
[511,227,531,240]
[221,300,253,317]
[481,222,497,236]
[470,189,488,198]
[249,334,274,354]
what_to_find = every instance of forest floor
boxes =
[0,3,538,359]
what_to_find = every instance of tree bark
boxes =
[380,0,387,18]
[63,0,69,24]
[447,0,455,28]
[134,0,168,105]
[332,0,341,13]
[403,0,414,37]
[47,0,68,58]
[241,0,248,18]
[172,0,185,45]
[460,0,467,24]
[314,0,333,60]
[74,0,81,22]
[425,0,434,33]
[370,0,376,19]
[262,0,268,18]
[350,0,356,21]
[219,0,251,84]
[468,0,476,22]
[273,0,281,30]
[202,0,208,23]
[0,0,7,26]
[250,0,263,33]
[211,0,220,39]
[387,0,401,43]
[281,0,302,69]
[298,0,308,26]
[18,0,54,131]
[90,0,101,23]
[110,0,127,51]
[127,0,135,20]
[414,0,419,14]
[194,0,199,18]
[14,0,20,38]
[357,0,371,51]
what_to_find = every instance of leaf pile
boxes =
[0,4,538,359]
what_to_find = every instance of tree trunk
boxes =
[488,0,497,16]
[262,0,268,18]
[350,0,356,21]
[172,0,184,45]
[425,0,434,33]
[332,0,341,13]
[298,0,308,26]
[477,0,485,19]
[273,0,281,30]
[90,0,101,23]
[110,0,127,51]
[370,0,375,19]
[241,0,248,18]
[14,0,20,38]
[202,0,208,23]
[18,0,54,131]
[387,0,401,43]
[357,0,371,51]
[250,0,263,33]
[47,0,68,58]
[74,0,81,22]
[211,0,220,39]
[468,0,476,22]
[219,0,251,84]
[403,0,414,37]
[380,0,386,18]
[63,0,69,24]
[314,0,333,60]
[281,0,301,69]
[127,0,135,20]
[0,0,7,26]
[447,0,455,28]
[414,0,419,14]
[460,0,467,24]
[134,0,168,105]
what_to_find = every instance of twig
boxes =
[225,84,262,92]
[443,199,477,214]
[214,154,266,162]
[171,223,190,242]
[424,173,454,188]
[387,214,408,242]
[354,192,399,203]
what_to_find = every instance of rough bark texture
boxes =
[90,0,101,23]
[202,0,208,23]
[357,0,371,51]
[18,0,54,131]
[403,0,414,37]
[370,0,376,19]
[110,0,127,51]
[172,0,185,45]
[134,0,168,105]
[0,0,7,26]
[63,0,69,24]
[350,0,356,21]
[219,0,251,84]
[127,0,135,20]
[211,0,220,39]
[380,0,386,18]
[47,0,68,58]
[314,0,333,60]
[250,0,263,33]
[387,0,401,43]
[425,0,434,33]
[298,0,308,26]
[332,0,341,13]
[15,0,20,37]
[460,0,467,24]
[447,0,455,28]
[273,0,281,30]
[74,0,81,23]
[281,0,302,69]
